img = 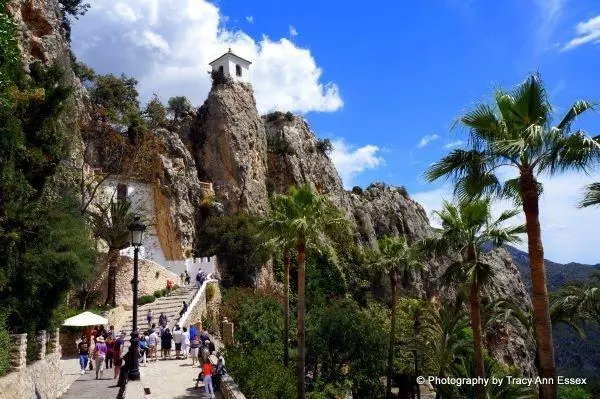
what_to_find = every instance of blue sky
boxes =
[71,0,600,264]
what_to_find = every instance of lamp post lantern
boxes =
[127,214,146,381]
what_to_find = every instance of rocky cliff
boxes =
[191,80,269,215]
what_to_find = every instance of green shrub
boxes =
[351,186,363,195]
[0,313,11,376]
[138,295,156,306]
[153,290,163,298]
[558,386,590,399]
[210,70,229,85]
[315,138,333,155]
[206,283,216,302]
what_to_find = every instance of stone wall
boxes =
[181,280,221,333]
[220,375,247,399]
[0,330,70,399]
[100,256,179,307]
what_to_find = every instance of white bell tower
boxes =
[208,48,252,83]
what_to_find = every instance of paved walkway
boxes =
[60,357,121,398]
[140,356,223,399]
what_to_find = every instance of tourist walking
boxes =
[214,353,226,392]
[190,336,200,365]
[77,335,89,375]
[161,328,173,359]
[180,272,185,286]
[181,326,190,359]
[195,269,203,288]
[190,324,197,340]
[200,327,209,343]
[158,312,167,327]
[146,309,153,328]
[105,335,114,369]
[93,336,107,380]
[113,332,125,379]
[184,270,191,285]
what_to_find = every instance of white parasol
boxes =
[62,311,108,327]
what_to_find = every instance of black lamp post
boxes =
[127,215,146,381]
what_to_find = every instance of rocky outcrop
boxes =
[191,80,269,215]
[154,128,204,257]
[264,114,352,212]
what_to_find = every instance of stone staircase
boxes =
[119,285,198,336]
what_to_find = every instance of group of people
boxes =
[77,325,126,380]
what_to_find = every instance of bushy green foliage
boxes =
[307,299,388,398]
[558,386,591,399]
[0,12,95,335]
[315,138,333,155]
[89,73,140,125]
[265,111,294,124]
[138,295,156,306]
[144,94,168,129]
[351,186,363,195]
[195,214,270,287]
[167,96,194,121]
[0,312,11,376]
[227,348,296,399]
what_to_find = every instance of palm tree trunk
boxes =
[105,249,118,307]
[521,173,556,399]
[296,239,306,399]
[470,281,485,399]
[283,247,291,369]
[388,268,398,399]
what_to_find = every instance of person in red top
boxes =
[199,361,214,398]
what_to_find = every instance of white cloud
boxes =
[445,140,464,149]
[533,0,565,52]
[412,171,600,264]
[289,25,298,37]
[71,0,342,114]
[418,134,440,148]
[246,16,254,24]
[563,15,600,51]
[330,140,384,188]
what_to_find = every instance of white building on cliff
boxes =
[209,48,252,83]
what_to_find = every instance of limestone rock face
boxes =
[264,114,351,212]
[191,81,269,215]
[154,128,203,258]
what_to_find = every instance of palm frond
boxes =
[580,182,600,208]
[557,100,597,131]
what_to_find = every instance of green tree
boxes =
[144,94,168,129]
[580,183,600,208]
[426,198,524,399]
[167,96,194,121]
[260,194,299,368]
[89,73,140,125]
[88,200,136,306]
[268,184,351,399]
[373,236,422,399]
[426,74,599,398]
[196,213,270,287]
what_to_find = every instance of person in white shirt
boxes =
[147,330,159,361]
[172,325,183,359]
[181,326,191,359]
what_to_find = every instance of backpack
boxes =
[201,346,210,363]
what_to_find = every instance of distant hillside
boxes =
[504,245,600,380]
[504,245,600,291]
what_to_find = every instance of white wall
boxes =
[211,54,250,83]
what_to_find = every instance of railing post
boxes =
[36,330,47,360]
[10,333,27,371]
[222,317,234,345]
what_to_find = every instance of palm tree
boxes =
[426,198,524,399]
[266,184,350,399]
[550,272,600,335]
[421,298,471,399]
[375,236,423,399]
[426,74,599,398]
[88,200,136,306]
[580,182,600,208]
[259,195,298,369]
[398,299,430,399]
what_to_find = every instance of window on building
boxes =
[218,65,224,74]
[117,183,128,202]
[235,64,242,77]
